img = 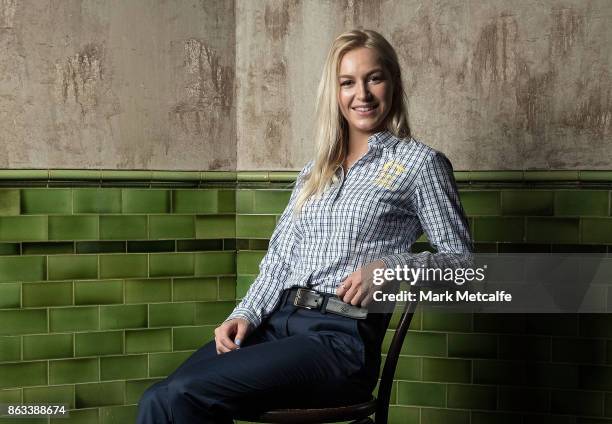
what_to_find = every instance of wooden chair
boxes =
[235,299,418,424]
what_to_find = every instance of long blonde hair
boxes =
[294,29,411,213]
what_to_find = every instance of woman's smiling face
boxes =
[337,47,393,137]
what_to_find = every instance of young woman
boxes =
[137,29,473,424]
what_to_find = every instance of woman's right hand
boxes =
[214,318,252,354]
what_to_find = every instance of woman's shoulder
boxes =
[387,136,449,169]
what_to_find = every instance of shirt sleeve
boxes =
[379,151,474,277]
[224,163,311,328]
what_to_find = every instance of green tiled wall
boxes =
[1,171,612,423]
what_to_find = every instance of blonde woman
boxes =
[137,29,473,423]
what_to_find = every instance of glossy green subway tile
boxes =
[50,306,99,332]
[468,171,524,182]
[0,216,47,241]
[77,241,126,254]
[0,243,20,255]
[400,331,446,357]
[473,359,526,385]
[99,215,147,240]
[177,239,223,252]
[75,381,124,408]
[194,251,235,276]
[122,189,170,213]
[501,190,554,216]
[217,190,236,213]
[49,169,101,180]
[420,408,469,424]
[48,216,98,241]
[127,240,175,253]
[526,217,579,243]
[421,311,472,332]
[0,169,48,180]
[100,354,148,381]
[248,239,269,250]
[101,170,152,180]
[126,378,162,404]
[497,386,549,412]
[22,281,73,307]
[73,188,121,214]
[21,189,72,214]
[173,277,218,301]
[582,315,612,339]
[172,190,218,214]
[22,242,74,255]
[201,171,237,181]
[75,331,124,357]
[578,365,612,391]
[149,303,196,327]
[498,242,551,253]
[554,190,609,216]
[23,334,73,360]
[49,358,100,384]
[99,405,138,423]
[551,389,604,416]
[99,254,148,279]
[151,170,200,182]
[523,170,579,181]
[471,412,519,424]
[236,215,276,239]
[252,190,291,214]
[149,351,192,377]
[126,329,172,354]
[396,381,445,407]
[48,255,98,280]
[149,215,194,239]
[74,280,123,305]
[237,251,264,274]
[195,215,236,239]
[0,309,47,336]
[448,333,497,359]
[527,314,578,336]
[268,172,299,182]
[149,253,194,277]
[0,283,20,308]
[0,388,22,404]
[100,304,147,330]
[218,277,236,300]
[173,325,215,350]
[0,361,47,389]
[394,356,421,380]
[0,189,20,215]
[458,191,500,215]
[473,217,524,242]
[579,171,612,182]
[422,357,471,383]
[0,336,21,362]
[526,362,580,389]
[582,218,612,244]
[236,190,254,213]
[237,171,268,182]
[23,385,75,409]
[236,275,254,298]
[124,279,171,303]
[388,406,419,424]
[447,383,497,410]
[51,408,99,424]
[194,301,235,325]
[473,313,527,334]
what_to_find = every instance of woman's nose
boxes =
[356,81,371,100]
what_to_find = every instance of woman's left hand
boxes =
[336,260,386,307]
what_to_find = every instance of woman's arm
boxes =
[224,163,311,329]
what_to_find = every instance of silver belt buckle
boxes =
[293,288,319,309]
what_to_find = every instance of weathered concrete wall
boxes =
[236,0,612,170]
[0,0,235,170]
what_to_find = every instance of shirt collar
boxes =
[367,130,396,148]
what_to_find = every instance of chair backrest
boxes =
[374,299,418,424]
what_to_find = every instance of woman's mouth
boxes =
[352,104,378,116]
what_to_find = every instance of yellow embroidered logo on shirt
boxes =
[374,161,406,189]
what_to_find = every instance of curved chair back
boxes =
[374,300,418,424]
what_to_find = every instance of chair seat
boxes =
[235,397,377,423]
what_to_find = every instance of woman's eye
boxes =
[369,76,381,82]
[341,81,353,86]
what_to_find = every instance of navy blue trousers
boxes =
[136,290,390,423]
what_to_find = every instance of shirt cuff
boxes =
[224,307,261,329]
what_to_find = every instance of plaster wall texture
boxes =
[1,0,610,171]
[236,0,612,170]
[0,0,235,170]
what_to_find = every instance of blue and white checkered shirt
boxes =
[227,130,474,328]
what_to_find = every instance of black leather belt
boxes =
[286,287,368,320]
